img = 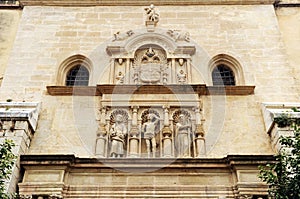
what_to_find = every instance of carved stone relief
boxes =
[167,29,190,42]
[133,47,168,84]
[95,106,205,158]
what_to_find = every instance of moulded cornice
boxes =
[19,0,274,6]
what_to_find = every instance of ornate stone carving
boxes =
[112,30,134,41]
[20,195,32,199]
[133,47,168,84]
[49,194,63,199]
[167,30,190,42]
[115,71,124,84]
[177,69,187,84]
[109,110,129,157]
[144,4,159,23]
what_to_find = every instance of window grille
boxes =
[212,64,235,86]
[65,65,89,86]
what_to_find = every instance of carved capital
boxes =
[130,126,139,137]
[162,126,172,137]
[97,124,107,137]
[195,124,205,137]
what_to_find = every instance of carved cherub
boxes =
[145,4,159,22]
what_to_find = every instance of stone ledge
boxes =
[19,0,274,6]
[0,102,41,131]
[20,154,275,167]
[47,85,255,96]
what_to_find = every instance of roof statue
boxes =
[144,4,159,31]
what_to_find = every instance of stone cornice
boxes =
[19,0,274,6]
[0,102,41,131]
[20,154,275,168]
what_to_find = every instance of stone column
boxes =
[129,106,139,157]
[194,107,206,157]
[95,107,107,158]
[162,106,173,157]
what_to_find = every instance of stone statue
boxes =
[109,114,127,157]
[142,113,160,157]
[144,4,159,22]
[175,114,191,157]
[177,69,187,84]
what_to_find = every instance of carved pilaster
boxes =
[194,123,206,157]
[95,107,108,158]
[129,106,139,157]
[162,106,173,157]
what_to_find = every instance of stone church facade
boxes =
[0,0,300,198]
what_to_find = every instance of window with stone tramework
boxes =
[212,64,235,86]
[65,65,89,86]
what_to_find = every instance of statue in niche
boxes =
[167,29,190,42]
[175,113,191,157]
[116,71,124,84]
[112,30,134,41]
[109,114,127,158]
[142,113,160,157]
[144,4,159,22]
[177,69,187,84]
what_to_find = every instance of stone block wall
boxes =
[0,4,294,157]
[0,9,21,86]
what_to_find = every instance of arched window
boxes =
[65,65,89,86]
[212,64,235,86]
[209,54,244,86]
[56,54,92,86]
